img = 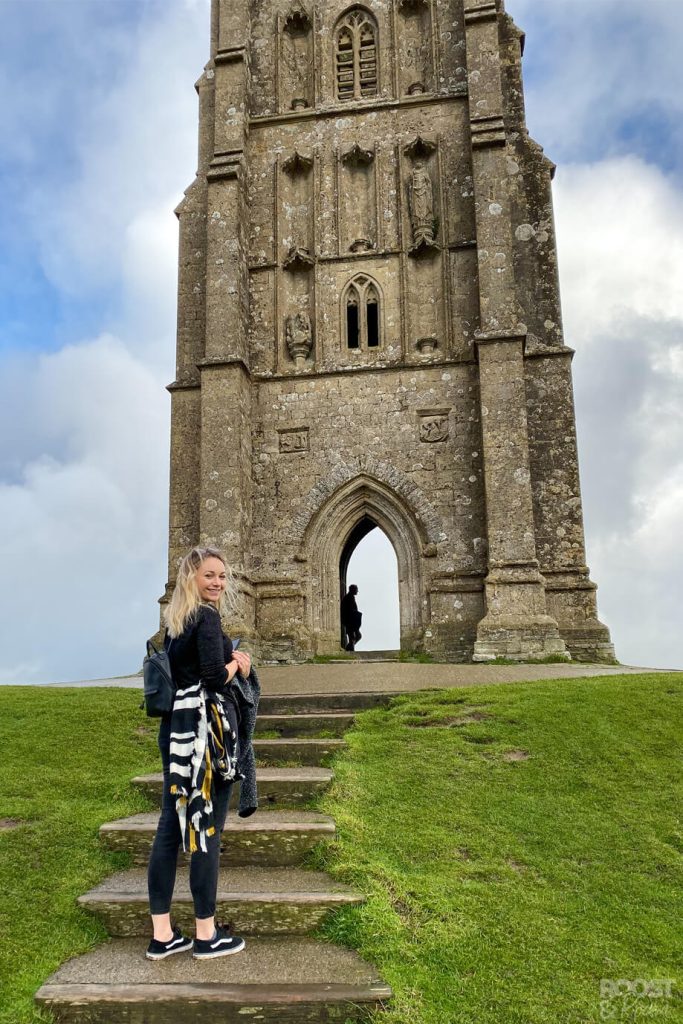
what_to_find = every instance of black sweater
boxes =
[165,604,233,699]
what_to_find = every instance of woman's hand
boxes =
[227,649,251,679]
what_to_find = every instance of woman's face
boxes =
[196,556,227,604]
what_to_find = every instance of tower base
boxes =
[473,614,570,662]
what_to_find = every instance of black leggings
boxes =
[147,717,233,920]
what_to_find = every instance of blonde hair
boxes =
[164,546,241,638]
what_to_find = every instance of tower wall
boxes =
[163,0,614,663]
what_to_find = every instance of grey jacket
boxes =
[231,666,260,817]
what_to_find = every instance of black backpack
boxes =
[141,636,175,717]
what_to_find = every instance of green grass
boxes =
[0,687,160,1024]
[1,675,681,1023]
[312,673,683,1023]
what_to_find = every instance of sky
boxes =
[0,0,681,681]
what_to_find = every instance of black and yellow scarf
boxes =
[168,683,240,853]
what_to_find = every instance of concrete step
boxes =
[254,737,346,766]
[255,712,355,736]
[35,936,391,1023]
[100,810,335,867]
[133,766,334,809]
[258,690,395,715]
[79,867,363,937]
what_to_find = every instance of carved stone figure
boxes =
[419,414,449,443]
[285,311,313,366]
[408,160,435,245]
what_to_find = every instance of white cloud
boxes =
[554,158,683,344]
[0,336,170,683]
[505,0,683,171]
[25,1,208,326]
[0,1,207,682]
[555,158,683,667]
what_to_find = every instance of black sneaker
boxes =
[193,924,246,959]
[146,925,193,960]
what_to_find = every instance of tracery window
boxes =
[335,8,378,102]
[343,275,382,350]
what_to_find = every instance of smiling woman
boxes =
[147,544,255,960]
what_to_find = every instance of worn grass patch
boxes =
[0,687,160,1024]
[314,673,683,1023]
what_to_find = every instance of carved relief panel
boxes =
[418,409,451,443]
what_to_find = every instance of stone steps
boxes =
[79,867,363,937]
[100,810,336,867]
[133,766,334,809]
[35,937,391,1023]
[258,691,395,715]
[36,688,392,1022]
[254,737,346,766]
[255,712,355,736]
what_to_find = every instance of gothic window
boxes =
[335,8,378,102]
[343,275,382,351]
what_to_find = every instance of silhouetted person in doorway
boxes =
[341,585,362,651]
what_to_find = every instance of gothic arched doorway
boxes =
[339,517,400,651]
[299,473,426,656]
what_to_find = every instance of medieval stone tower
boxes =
[163,0,614,664]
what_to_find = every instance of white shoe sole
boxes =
[193,938,246,959]
[146,940,193,960]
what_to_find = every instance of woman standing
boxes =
[146,546,256,961]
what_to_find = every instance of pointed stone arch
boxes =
[299,472,427,654]
[292,454,443,549]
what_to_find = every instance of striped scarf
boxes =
[168,682,240,854]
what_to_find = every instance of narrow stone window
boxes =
[336,9,378,102]
[366,285,380,347]
[343,275,382,351]
[346,288,360,348]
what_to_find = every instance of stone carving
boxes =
[349,237,375,253]
[283,245,315,271]
[408,161,434,239]
[416,335,438,354]
[282,150,314,176]
[407,158,439,256]
[284,1,311,35]
[341,143,375,167]
[419,413,449,443]
[279,428,310,453]
[285,311,313,366]
[399,0,428,10]
[404,135,437,160]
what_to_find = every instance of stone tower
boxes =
[163,0,614,663]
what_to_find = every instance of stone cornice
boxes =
[207,150,244,182]
[464,2,498,25]
[249,88,467,130]
[214,46,247,66]
[470,114,506,148]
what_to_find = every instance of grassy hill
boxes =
[0,672,681,1023]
